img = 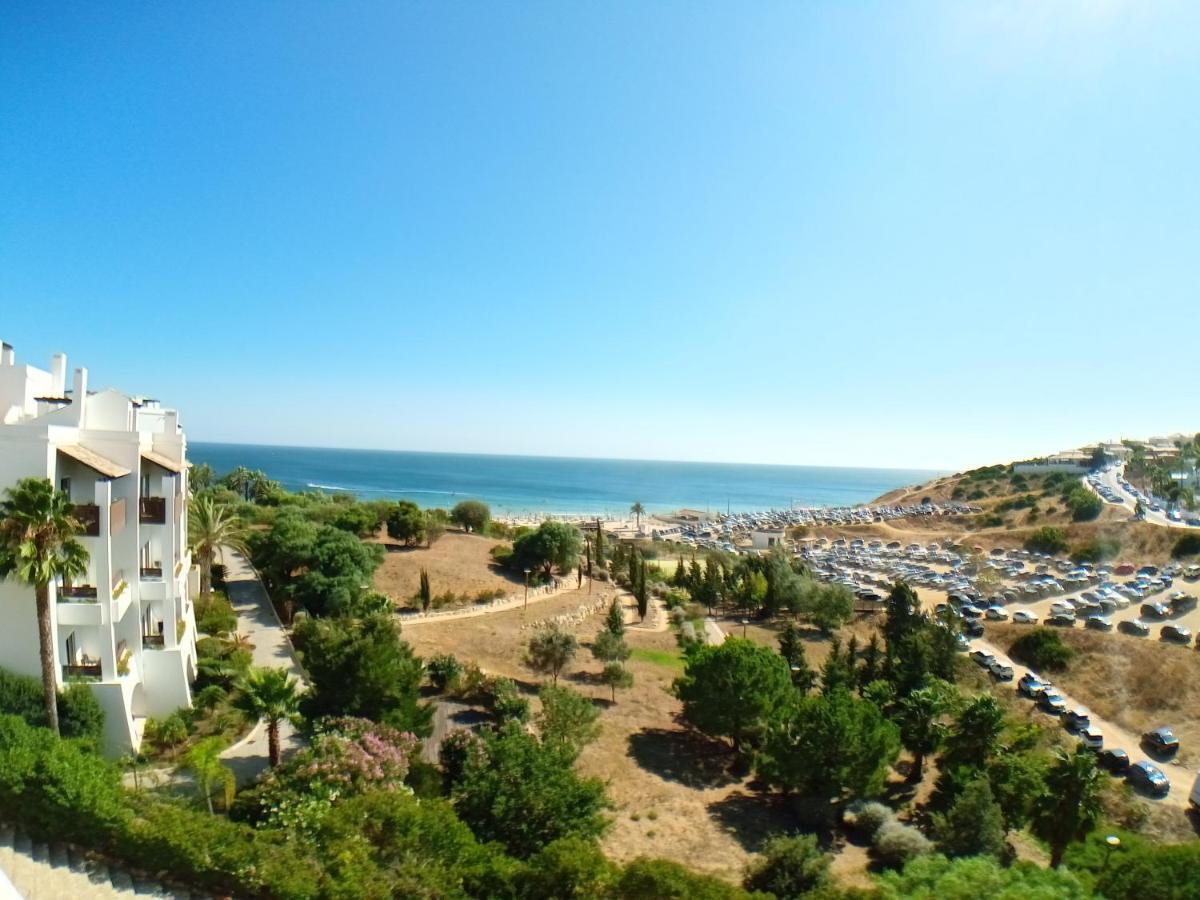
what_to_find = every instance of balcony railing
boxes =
[62,663,102,680]
[140,566,164,579]
[59,584,99,602]
[73,504,101,537]
[139,496,167,524]
[142,633,165,649]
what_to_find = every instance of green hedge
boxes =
[0,666,105,748]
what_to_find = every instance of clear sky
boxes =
[2,1,1196,471]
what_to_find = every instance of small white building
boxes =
[0,342,198,755]
[750,528,786,551]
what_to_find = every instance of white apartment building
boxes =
[0,342,198,756]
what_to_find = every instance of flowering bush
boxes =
[232,716,419,835]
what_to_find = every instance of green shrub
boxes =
[850,800,895,839]
[743,833,831,897]
[617,858,752,899]
[1010,628,1074,672]
[1172,534,1200,559]
[486,677,530,724]
[194,684,228,711]
[58,683,105,748]
[148,711,190,749]
[1024,527,1069,555]
[426,653,464,692]
[0,667,45,724]
[873,819,933,869]
[195,593,237,636]
[1065,486,1102,522]
[1072,537,1121,564]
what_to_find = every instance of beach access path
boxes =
[399,573,596,626]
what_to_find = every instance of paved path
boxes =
[399,573,591,627]
[219,551,306,785]
[703,617,727,645]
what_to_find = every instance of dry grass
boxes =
[988,623,1200,767]
[370,530,519,607]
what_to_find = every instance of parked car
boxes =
[985,606,1009,621]
[1012,609,1038,624]
[1046,613,1077,627]
[1098,747,1130,774]
[1119,619,1150,637]
[1018,673,1047,697]
[962,619,984,637]
[989,661,1014,681]
[1079,726,1104,750]
[1162,624,1192,644]
[1038,693,1067,715]
[970,650,996,669]
[1128,761,1171,797]
[1170,593,1197,614]
[1086,615,1113,631]
[1063,707,1091,731]
[1141,602,1169,619]
[1142,727,1180,756]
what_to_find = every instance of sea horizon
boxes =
[189,441,945,517]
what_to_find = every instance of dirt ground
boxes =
[371,531,520,607]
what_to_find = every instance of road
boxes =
[1089,465,1195,529]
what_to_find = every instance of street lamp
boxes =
[523,568,532,610]
[741,618,749,639]
[1103,834,1121,870]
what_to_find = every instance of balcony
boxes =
[59,584,98,602]
[142,633,165,649]
[140,566,164,580]
[62,663,102,681]
[73,504,101,537]
[139,496,166,524]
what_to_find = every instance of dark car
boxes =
[1085,615,1113,631]
[1119,619,1150,637]
[1018,673,1046,697]
[1098,747,1130,774]
[1038,693,1067,715]
[1162,624,1192,644]
[1127,761,1170,797]
[1170,594,1198,614]
[1141,602,1169,619]
[1142,727,1180,756]
[962,619,984,637]
[1046,613,1076,627]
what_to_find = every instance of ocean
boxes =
[188,443,940,517]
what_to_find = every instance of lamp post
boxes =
[1103,834,1121,870]
[524,568,532,610]
[741,618,749,639]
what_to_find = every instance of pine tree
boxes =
[418,568,432,613]
[605,598,626,637]
[688,559,703,595]
[857,633,883,694]
[673,556,686,587]
[635,560,649,621]
[628,547,640,587]
[778,622,815,693]
[820,637,854,695]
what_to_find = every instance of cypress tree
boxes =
[418,568,431,613]
[635,560,649,621]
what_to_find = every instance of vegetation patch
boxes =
[1009,628,1074,672]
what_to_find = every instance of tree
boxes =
[883,582,923,664]
[877,855,1088,900]
[630,501,645,531]
[897,683,952,783]
[189,462,215,491]
[759,688,900,811]
[536,684,600,760]
[857,633,883,693]
[1033,747,1105,868]
[808,582,855,635]
[777,622,816,693]
[673,557,686,587]
[286,525,385,617]
[424,509,448,547]
[941,694,1005,771]
[743,834,830,897]
[674,639,794,752]
[450,500,491,533]
[0,478,89,735]
[932,775,1006,858]
[385,500,425,547]
[600,662,634,703]
[634,559,649,621]
[1009,628,1073,672]
[451,720,609,858]
[592,629,631,665]
[183,736,235,814]
[187,494,249,603]
[526,625,578,685]
[418,568,432,613]
[1025,526,1069,556]
[292,613,432,735]
[1098,840,1200,900]
[511,521,583,579]
[233,667,301,768]
[604,598,625,637]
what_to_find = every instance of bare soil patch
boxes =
[371,531,519,608]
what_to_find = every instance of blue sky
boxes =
[1,1,1196,471]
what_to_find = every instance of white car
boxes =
[1013,609,1039,624]
[1050,601,1076,617]
[985,606,1009,621]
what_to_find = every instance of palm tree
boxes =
[233,667,301,767]
[897,685,949,783]
[0,478,89,735]
[183,736,235,814]
[188,495,248,602]
[1034,747,1105,868]
[630,501,645,531]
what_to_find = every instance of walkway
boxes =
[399,573,593,626]
[219,551,306,785]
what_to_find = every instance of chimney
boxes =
[71,367,88,427]
[0,342,13,366]
[51,353,67,396]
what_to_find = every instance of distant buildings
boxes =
[0,342,198,755]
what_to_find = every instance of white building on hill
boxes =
[0,342,198,755]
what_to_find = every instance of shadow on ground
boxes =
[627,727,740,789]
[706,790,800,852]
